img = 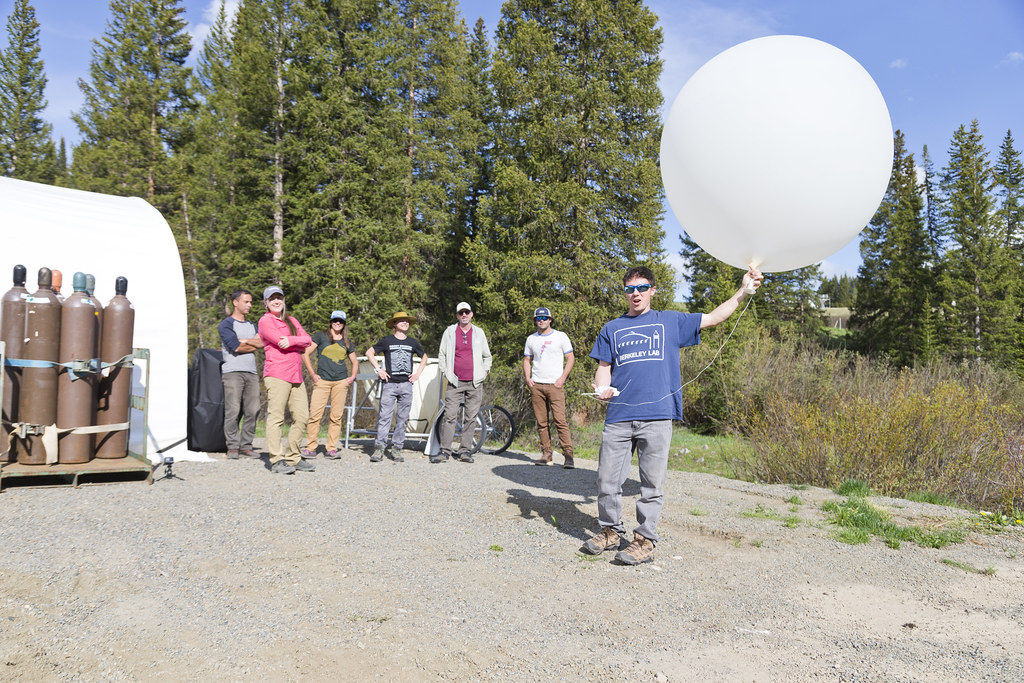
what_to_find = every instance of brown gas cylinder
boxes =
[1,265,28,461]
[95,277,134,459]
[86,274,104,356]
[56,272,100,464]
[12,268,62,465]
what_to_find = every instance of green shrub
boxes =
[736,371,1024,512]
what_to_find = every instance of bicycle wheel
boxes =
[478,405,515,454]
[432,404,484,454]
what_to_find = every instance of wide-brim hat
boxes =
[388,311,417,328]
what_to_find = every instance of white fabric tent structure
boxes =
[1,177,199,463]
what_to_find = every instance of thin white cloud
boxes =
[1001,51,1024,66]
[889,58,908,69]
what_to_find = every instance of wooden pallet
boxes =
[0,456,152,492]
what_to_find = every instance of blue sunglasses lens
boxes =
[623,284,652,294]
[535,316,550,321]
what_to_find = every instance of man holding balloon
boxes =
[584,32,893,565]
[583,265,762,565]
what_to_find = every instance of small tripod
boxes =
[155,456,184,482]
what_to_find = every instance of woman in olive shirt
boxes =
[301,310,358,458]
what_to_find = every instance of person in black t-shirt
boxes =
[365,311,428,462]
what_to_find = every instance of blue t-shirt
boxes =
[589,309,702,423]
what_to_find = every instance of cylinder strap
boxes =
[4,421,131,464]
[4,354,134,380]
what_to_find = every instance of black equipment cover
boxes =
[187,349,227,452]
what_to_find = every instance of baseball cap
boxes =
[263,285,284,300]
[533,307,552,319]
[330,310,347,322]
[456,301,472,314]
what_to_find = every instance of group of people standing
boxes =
[218,285,357,474]
[216,264,762,567]
[218,288,539,473]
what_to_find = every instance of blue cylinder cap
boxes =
[73,272,87,293]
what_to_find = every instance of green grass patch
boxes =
[783,515,801,528]
[690,507,708,516]
[741,503,781,520]
[940,558,996,576]
[575,552,602,563]
[823,497,965,549]
[786,495,803,505]
[905,491,957,507]
[489,544,503,552]
[835,479,872,497]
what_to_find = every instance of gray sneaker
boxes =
[271,460,296,475]
[369,447,384,463]
[293,458,316,472]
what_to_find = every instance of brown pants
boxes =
[306,378,350,452]
[531,383,572,458]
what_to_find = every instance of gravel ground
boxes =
[1,439,1022,682]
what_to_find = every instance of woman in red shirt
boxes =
[258,286,313,474]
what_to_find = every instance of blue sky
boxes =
[8,0,1023,289]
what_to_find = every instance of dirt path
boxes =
[1,442,1022,681]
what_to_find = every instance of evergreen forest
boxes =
[3,0,1024,430]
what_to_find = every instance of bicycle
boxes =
[429,399,516,455]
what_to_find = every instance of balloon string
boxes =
[589,295,754,408]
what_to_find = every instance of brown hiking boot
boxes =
[581,527,624,555]
[615,533,655,565]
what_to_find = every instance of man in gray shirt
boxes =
[218,289,264,458]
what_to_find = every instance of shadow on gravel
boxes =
[491,463,641,499]
[484,448,534,463]
[504,488,596,542]
[493,464,643,543]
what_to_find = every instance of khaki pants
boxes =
[531,383,573,458]
[306,378,350,452]
[264,376,309,464]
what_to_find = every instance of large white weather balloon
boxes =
[661,35,893,273]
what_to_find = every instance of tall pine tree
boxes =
[937,120,1019,367]
[0,0,55,183]
[469,0,668,362]
[852,131,935,366]
[181,0,241,348]
[71,0,194,208]
[993,130,1024,255]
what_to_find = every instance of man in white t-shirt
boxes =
[522,307,575,468]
